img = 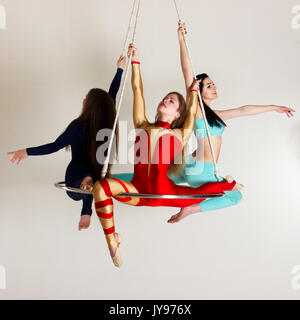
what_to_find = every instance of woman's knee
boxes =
[66,191,84,201]
[92,180,102,196]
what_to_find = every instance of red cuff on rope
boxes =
[191,90,198,92]
[131,61,140,64]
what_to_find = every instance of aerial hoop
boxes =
[54,181,224,199]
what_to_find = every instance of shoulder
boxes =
[212,110,224,120]
[66,119,88,135]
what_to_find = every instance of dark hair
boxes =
[196,73,226,128]
[69,88,118,180]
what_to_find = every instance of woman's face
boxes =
[157,93,180,121]
[201,77,218,100]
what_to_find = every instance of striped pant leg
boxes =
[92,178,140,250]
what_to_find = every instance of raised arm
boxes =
[108,56,126,102]
[177,21,194,93]
[128,44,148,128]
[181,80,201,145]
[215,105,296,121]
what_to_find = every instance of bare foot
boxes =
[78,214,91,231]
[167,205,201,224]
[233,183,244,191]
[226,175,244,191]
[80,176,93,192]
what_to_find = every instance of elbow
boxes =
[132,83,139,91]
[131,79,140,91]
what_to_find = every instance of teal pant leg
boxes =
[112,173,134,181]
[200,190,242,212]
[171,155,243,212]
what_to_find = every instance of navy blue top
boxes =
[26,67,124,215]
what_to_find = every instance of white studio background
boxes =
[0,0,300,300]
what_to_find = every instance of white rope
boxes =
[101,0,142,178]
[173,0,220,181]
[121,0,137,56]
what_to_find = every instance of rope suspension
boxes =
[101,0,142,178]
[54,1,226,200]
[121,0,138,57]
[173,0,220,181]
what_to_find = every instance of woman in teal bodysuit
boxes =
[166,21,295,223]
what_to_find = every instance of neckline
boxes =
[155,121,172,129]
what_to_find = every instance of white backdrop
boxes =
[0,0,300,299]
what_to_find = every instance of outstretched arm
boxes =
[7,123,75,165]
[215,105,296,121]
[128,44,148,128]
[181,80,202,144]
[177,21,194,93]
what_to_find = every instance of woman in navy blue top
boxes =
[8,56,126,230]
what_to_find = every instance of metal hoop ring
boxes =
[54,181,224,199]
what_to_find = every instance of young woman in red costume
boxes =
[92,44,242,267]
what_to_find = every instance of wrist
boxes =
[268,104,278,112]
[178,33,185,41]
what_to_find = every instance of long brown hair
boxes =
[154,91,187,177]
[67,88,118,179]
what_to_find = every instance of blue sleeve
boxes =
[26,124,74,156]
[81,195,93,216]
[108,68,123,102]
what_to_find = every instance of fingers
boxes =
[192,79,202,90]
[287,111,294,118]
[10,156,17,164]
[178,20,187,34]
[127,43,136,56]
[117,55,126,68]
[285,107,296,117]
[9,154,23,165]
[128,43,135,49]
